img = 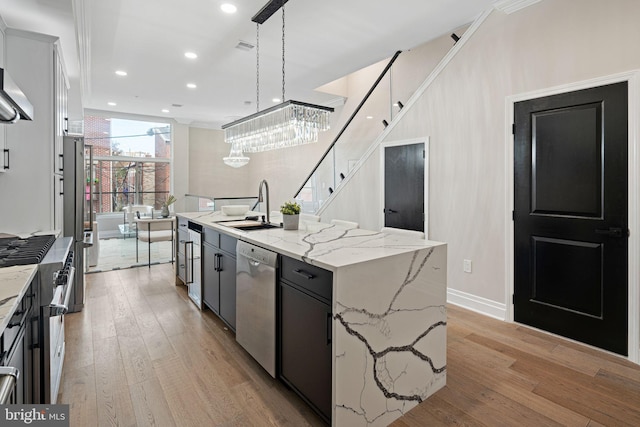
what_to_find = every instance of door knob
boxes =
[595,227,629,238]
[384,209,397,214]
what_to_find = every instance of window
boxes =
[84,115,172,213]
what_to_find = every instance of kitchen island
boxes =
[177,211,447,426]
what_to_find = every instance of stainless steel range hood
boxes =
[0,68,33,123]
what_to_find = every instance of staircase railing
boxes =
[293,51,402,213]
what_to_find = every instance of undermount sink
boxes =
[217,219,282,231]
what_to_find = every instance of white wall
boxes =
[188,126,251,199]
[172,122,189,213]
[320,0,640,309]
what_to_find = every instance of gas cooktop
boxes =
[0,235,57,267]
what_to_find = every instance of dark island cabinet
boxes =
[202,226,237,331]
[0,280,37,404]
[202,242,220,315]
[218,252,237,330]
[278,255,333,423]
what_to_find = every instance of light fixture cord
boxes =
[282,6,285,102]
[256,22,260,111]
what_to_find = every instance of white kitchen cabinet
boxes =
[0,29,69,232]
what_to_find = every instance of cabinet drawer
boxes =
[177,216,189,232]
[177,229,189,250]
[2,300,26,357]
[22,284,34,313]
[280,256,332,302]
[203,227,219,247]
[220,233,237,255]
[177,255,187,283]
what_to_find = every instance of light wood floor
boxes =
[59,264,640,426]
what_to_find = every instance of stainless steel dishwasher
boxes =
[235,240,278,377]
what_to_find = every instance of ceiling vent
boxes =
[171,104,183,108]
[235,40,255,51]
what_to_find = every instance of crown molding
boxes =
[5,28,59,43]
[493,0,542,14]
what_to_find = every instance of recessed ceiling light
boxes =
[220,3,237,14]
[366,116,373,119]
[392,103,398,107]
[272,98,281,103]
[162,109,170,113]
[107,102,117,106]
[186,83,197,89]
[184,52,198,59]
[115,70,127,76]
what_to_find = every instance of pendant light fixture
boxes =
[222,0,334,153]
[223,141,250,168]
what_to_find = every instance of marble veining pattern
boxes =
[333,247,447,426]
[0,264,37,333]
[177,211,447,426]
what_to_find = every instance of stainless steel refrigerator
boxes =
[62,135,92,313]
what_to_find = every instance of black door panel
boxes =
[531,103,602,217]
[384,143,424,231]
[514,82,628,355]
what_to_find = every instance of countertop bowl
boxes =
[221,205,250,216]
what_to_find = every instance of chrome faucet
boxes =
[258,179,270,224]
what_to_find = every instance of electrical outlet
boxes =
[463,259,472,273]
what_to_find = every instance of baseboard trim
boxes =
[447,288,507,320]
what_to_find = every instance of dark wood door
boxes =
[384,143,424,231]
[514,82,628,355]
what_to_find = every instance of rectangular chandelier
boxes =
[222,100,334,153]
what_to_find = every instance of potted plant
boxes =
[280,200,301,230]
[161,194,176,217]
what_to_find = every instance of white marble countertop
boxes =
[177,210,444,271]
[0,229,61,239]
[0,264,37,333]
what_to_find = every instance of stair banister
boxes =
[293,50,402,199]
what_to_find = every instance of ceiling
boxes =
[0,0,495,128]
